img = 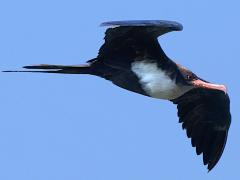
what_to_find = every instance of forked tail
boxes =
[3,64,92,74]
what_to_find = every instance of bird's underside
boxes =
[3,20,231,171]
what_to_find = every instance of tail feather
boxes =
[23,64,89,69]
[3,64,92,74]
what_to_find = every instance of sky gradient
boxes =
[1,0,239,179]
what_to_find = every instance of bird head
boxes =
[178,65,227,94]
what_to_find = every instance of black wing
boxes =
[93,20,183,70]
[171,88,231,171]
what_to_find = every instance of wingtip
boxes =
[100,21,120,28]
[207,162,216,172]
[207,167,213,172]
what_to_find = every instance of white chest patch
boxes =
[131,61,191,100]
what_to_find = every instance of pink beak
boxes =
[192,79,227,94]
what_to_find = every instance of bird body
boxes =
[3,20,231,171]
[131,60,193,99]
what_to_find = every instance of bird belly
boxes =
[131,61,191,100]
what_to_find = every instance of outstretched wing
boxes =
[94,20,183,70]
[100,20,183,37]
[171,88,231,171]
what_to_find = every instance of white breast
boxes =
[131,61,191,100]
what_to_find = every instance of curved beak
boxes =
[191,79,227,94]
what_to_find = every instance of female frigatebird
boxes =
[4,20,231,171]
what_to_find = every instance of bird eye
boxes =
[186,75,192,80]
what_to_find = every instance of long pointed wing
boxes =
[171,88,231,171]
[95,20,183,70]
[100,20,183,38]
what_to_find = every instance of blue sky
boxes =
[1,0,239,179]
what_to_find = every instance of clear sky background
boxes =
[1,0,239,179]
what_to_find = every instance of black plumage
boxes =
[3,20,231,171]
[172,88,231,171]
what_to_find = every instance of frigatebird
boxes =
[4,20,231,171]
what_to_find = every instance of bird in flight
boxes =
[4,20,231,171]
